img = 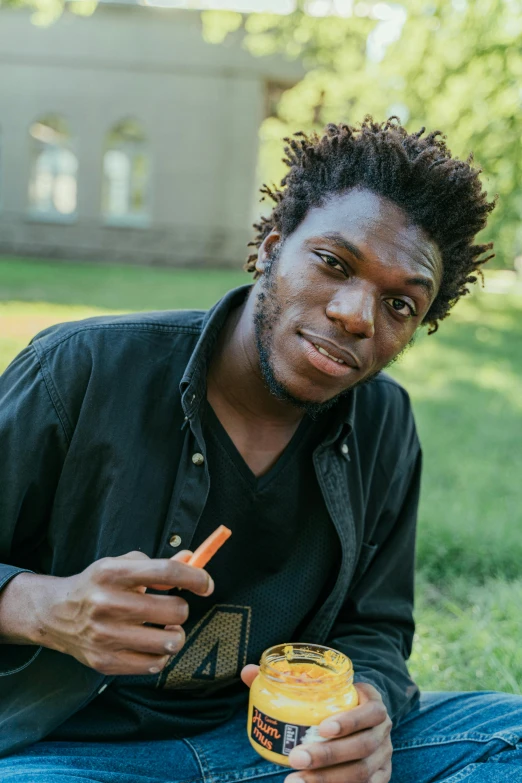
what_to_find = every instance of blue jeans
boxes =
[2,692,522,782]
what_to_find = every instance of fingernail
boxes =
[320,719,341,736]
[204,575,215,596]
[165,638,180,653]
[288,749,311,768]
[151,655,170,673]
[286,776,306,783]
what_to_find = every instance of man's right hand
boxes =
[0,550,213,676]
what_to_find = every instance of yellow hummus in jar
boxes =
[247,643,358,766]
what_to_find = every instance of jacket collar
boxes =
[180,284,252,420]
[180,284,356,437]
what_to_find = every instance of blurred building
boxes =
[0,3,302,265]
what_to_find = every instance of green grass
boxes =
[0,256,248,311]
[0,257,248,372]
[387,292,522,583]
[409,575,522,693]
[1,254,521,694]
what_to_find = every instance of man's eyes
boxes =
[385,298,417,318]
[316,252,346,273]
[315,252,418,318]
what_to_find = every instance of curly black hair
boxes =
[246,116,496,333]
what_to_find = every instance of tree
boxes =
[0,0,97,26]
[203,0,522,267]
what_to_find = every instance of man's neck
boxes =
[206,293,303,429]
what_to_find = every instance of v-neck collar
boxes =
[204,401,314,491]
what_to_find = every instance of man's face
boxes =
[253,188,443,414]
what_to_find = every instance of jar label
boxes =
[250,706,325,756]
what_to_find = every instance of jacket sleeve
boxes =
[326,444,421,726]
[0,345,69,674]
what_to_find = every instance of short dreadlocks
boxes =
[246,116,495,333]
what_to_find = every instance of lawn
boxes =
[1,256,521,694]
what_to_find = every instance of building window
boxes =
[28,115,78,219]
[102,119,150,225]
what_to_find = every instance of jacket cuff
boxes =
[0,568,42,676]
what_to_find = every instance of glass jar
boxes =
[247,643,358,767]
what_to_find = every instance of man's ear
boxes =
[255,230,281,275]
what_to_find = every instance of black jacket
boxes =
[0,285,420,757]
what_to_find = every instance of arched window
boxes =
[102,119,150,224]
[28,115,78,218]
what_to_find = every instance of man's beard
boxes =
[253,244,415,418]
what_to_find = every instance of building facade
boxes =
[0,4,302,265]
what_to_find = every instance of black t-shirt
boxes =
[50,402,340,741]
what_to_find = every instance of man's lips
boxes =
[299,331,361,369]
[298,335,360,379]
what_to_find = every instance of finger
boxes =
[354,682,385,706]
[289,721,392,769]
[137,594,190,626]
[241,664,260,688]
[114,625,186,656]
[115,551,151,561]
[89,650,171,677]
[318,699,389,739]
[286,742,391,783]
[285,756,377,783]
[96,558,214,596]
[150,551,194,589]
[116,552,150,590]
[89,591,190,628]
[371,765,392,783]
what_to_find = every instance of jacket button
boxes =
[169,534,182,548]
[192,452,205,466]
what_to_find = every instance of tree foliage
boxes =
[203,0,522,268]
[0,0,96,26]
[4,0,520,264]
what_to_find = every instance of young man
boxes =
[1,118,521,783]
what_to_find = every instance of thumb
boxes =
[171,550,193,564]
[241,664,260,688]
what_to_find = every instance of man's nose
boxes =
[325,285,376,339]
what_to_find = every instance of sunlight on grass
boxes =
[411,576,522,694]
[0,302,124,373]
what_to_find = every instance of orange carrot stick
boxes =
[188,525,232,569]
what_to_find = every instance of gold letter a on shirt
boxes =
[158,605,252,690]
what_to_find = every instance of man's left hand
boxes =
[241,668,392,783]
